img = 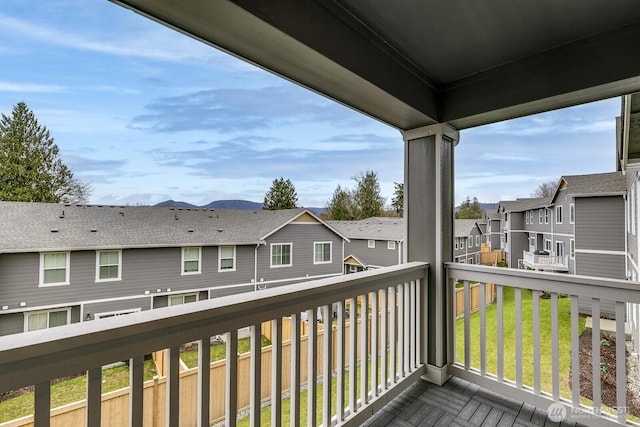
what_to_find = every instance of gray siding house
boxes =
[327,217,403,273]
[0,203,347,336]
[453,219,484,264]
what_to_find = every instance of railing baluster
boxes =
[371,290,379,397]
[571,296,580,407]
[336,300,346,422]
[409,280,419,372]
[616,301,626,424]
[307,309,317,427]
[198,337,211,427]
[34,381,50,427]
[532,290,540,394]
[463,280,470,370]
[448,277,455,365]
[497,285,504,381]
[322,305,332,427]
[592,299,601,414]
[403,282,410,374]
[380,288,388,391]
[167,346,180,427]
[415,279,421,367]
[290,315,301,427]
[397,284,404,378]
[226,330,238,427]
[129,355,144,427]
[515,288,522,388]
[480,282,486,376]
[250,325,262,427]
[86,367,102,426]
[360,292,369,406]
[271,318,282,427]
[389,288,397,385]
[551,293,559,400]
[348,297,357,415]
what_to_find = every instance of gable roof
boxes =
[454,219,481,238]
[0,202,341,253]
[498,197,549,213]
[553,171,626,200]
[327,217,403,241]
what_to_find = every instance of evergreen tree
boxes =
[0,102,90,203]
[353,170,385,219]
[391,182,404,216]
[325,185,354,220]
[263,177,298,209]
[455,196,483,219]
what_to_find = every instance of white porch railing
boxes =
[0,262,427,427]
[523,251,569,271]
[446,262,640,427]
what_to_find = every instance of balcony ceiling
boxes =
[111,0,640,130]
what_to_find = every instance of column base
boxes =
[422,363,450,385]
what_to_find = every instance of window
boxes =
[182,247,201,274]
[475,235,480,246]
[539,209,543,224]
[26,308,69,332]
[529,237,536,249]
[569,204,575,224]
[525,211,530,224]
[544,239,552,251]
[468,257,474,264]
[218,246,236,271]
[271,243,292,267]
[468,236,473,248]
[367,239,375,248]
[544,209,549,224]
[169,294,198,306]
[40,252,70,286]
[556,241,565,257]
[314,242,332,264]
[555,206,563,224]
[454,238,459,250]
[570,239,575,259]
[349,265,358,273]
[387,241,396,250]
[96,250,121,281]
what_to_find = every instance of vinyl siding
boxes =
[575,196,625,251]
[345,238,399,268]
[509,232,529,268]
[0,313,24,336]
[575,253,626,280]
[256,223,343,283]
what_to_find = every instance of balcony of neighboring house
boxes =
[523,250,569,272]
[1,262,639,426]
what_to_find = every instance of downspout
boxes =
[625,192,629,279]
[254,242,263,292]
[398,239,404,264]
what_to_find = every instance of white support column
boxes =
[402,123,459,384]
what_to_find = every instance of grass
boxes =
[455,286,586,400]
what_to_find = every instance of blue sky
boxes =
[0,0,620,208]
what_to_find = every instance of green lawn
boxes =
[455,286,586,400]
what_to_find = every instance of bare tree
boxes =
[531,180,557,198]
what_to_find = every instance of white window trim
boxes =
[569,203,575,224]
[475,235,480,246]
[544,209,549,224]
[387,241,396,250]
[181,247,202,275]
[538,209,543,224]
[544,239,552,251]
[218,245,236,272]
[270,243,293,268]
[467,236,473,248]
[570,239,575,259]
[555,206,563,224]
[459,258,466,264]
[367,239,375,248]
[25,307,71,332]
[95,250,122,282]
[168,293,199,306]
[313,241,333,264]
[39,252,70,287]
[556,240,565,257]
[525,211,530,224]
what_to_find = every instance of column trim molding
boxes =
[401,123,460,144]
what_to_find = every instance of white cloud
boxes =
[0,81,65,92]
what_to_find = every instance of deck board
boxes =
[362,378,583,427]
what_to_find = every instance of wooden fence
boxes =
[1,313,391,427]
[454,282,496,318]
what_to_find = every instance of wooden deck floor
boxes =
[362,377,583,427]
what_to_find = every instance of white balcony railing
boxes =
[0,262,427,427]
[523,251,569,271]
[446,263,640,427]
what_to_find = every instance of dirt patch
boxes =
[574,330,640,417]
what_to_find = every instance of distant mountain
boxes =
[454,202,498,213]
[155,199,328,215]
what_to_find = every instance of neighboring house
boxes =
[453,219,484,264]
[0,202,347,336]
[483,211,502,251]
[327,217,403,273]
